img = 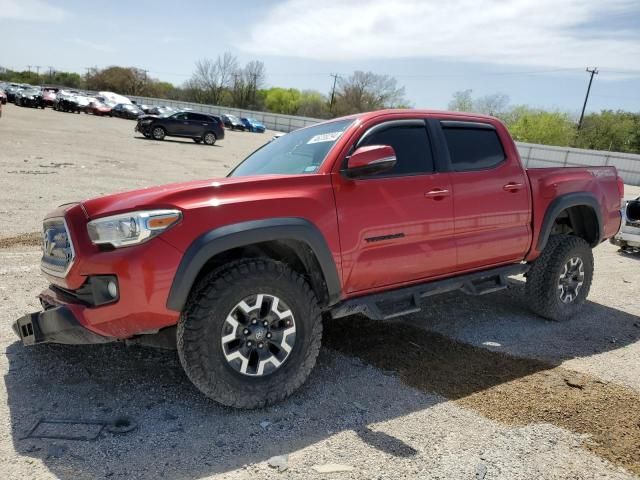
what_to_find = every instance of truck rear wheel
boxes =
[177,259,323,408]
[525,234,593,321]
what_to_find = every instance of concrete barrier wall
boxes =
[127,95,640,186]
[516,142,640,186]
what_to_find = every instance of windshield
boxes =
[230,119,353,176]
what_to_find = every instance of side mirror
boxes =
[344,145,397,178]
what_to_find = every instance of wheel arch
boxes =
[166,218,342,312]
[537,192,603,251]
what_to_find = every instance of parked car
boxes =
[241,117,265,133]
[12,109,624,410]
[85,101,113,116]
[41,88,59,107]
[610,197,640,252]
[136,104,153,114]
[148,105,174,115]
[111,103,144,120]
[222,114,246,131]
[136,111,224,145]
[5,85,24,103]
[0,89,7,104]
[15,88,44,108]
[53,93,83,113]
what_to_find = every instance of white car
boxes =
[611,198,640,251]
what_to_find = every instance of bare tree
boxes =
[448,89,474,112]
[448,89,510,116]
[333,71,407,116]
[230,60,266,109]
[474,93,510,116]
[189,52,238,105]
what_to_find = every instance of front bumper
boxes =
[135,123,152,134]
[13,306,113,346]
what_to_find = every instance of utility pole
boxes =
[48,66,54,79]
[27,65,32,73]
[34,65,41,75]
[578,67,598,130]
[329,73,339,114]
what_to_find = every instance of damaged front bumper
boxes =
[13,306,113,346]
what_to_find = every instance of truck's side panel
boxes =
[526,167,621,261]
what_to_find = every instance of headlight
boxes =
[141,119,153,125]
[87,210,182,248]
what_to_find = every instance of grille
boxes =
[41,218,75,277]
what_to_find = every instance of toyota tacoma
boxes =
[13,109,624,408]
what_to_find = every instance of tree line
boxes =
[2,60,639,154]
[448,89,640,154]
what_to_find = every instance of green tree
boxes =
[505,106,577,146]
[297,90,330,118]
[264,87,301,114]
[575,110,640,153]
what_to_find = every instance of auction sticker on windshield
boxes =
[307,131,344,144]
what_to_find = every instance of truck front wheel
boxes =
[525,234,594,321]
[177,259,323,408]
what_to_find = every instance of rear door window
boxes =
[187,113,207,122]
[442,125,505,171]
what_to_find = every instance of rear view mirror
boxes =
[344,145,397,178]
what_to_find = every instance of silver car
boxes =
[611,198,640,251]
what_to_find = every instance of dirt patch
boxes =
[324,316,640,475]
[0,232,41,249]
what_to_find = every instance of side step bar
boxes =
[330,263,529,321]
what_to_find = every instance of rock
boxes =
[268,454,289,472]
[564,378,584,390]
[46,444,67,459]
[311,463,355,473]
[353,401,367,412]
[475,463,487,479]
[260,421,272,430]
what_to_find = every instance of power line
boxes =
[578,67,598,130]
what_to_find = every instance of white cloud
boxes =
[242,0,640,71]
[0,0,67,21]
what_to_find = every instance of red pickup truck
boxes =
[14,109,623,408]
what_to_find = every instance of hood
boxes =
[81,175,295,219]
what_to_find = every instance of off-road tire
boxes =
[525,234,593,321]
[177,259,323,409]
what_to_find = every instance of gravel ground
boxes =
[0,104,639,479]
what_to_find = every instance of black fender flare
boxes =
[537,192,603,251]
[166,217,342,312]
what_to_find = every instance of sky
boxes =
[1,0,639,116]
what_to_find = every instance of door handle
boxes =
[503,182,524,192]
[425,188,450,199]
